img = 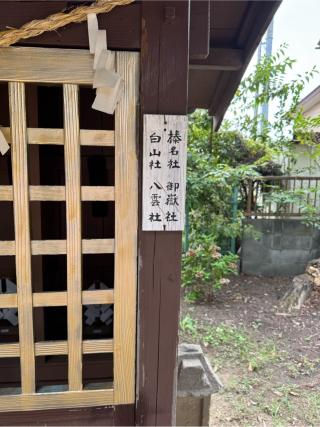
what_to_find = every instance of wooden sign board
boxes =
[143,114,188,231]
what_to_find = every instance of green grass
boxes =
[201,323,280,371]
[305,392,320,425]
[180,316,280,371]
[286,356,320,378]
[179,315,320,426]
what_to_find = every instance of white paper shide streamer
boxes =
[0,129,9,156]
[87,13,123,115]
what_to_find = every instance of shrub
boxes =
[182,235,238,302]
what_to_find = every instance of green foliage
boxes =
[228,43,318,155]
[183,45,319,301]
[261,186,320,228]
[187,111,260,245]
[179,314,197,335]
[182,238,238,301]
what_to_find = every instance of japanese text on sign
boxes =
[142,114,187,231]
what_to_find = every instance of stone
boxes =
[306,258,320,288]
[281,274,314,310]
[176,344,222,427]
[177,344,222,397]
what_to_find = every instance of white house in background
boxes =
[299,85,320,120]
[291,85,320,176]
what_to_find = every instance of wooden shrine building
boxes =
[0,1,280,425]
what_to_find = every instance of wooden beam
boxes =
[82,289,114,305]
[36,339,114,356]
[189,0,210,60]
[0,290,114,309]
[34,290,114,306]
[63,83,82,392]
[1,127,114,146]
[0,340,113,358]
[33,292,67,307]
[0,293,17,308]
[0,47,96,84]
[0,406,116,426]
[0,389,114,413]
[0,343,19,358]
[114,52,139,404]
[0,239,115,256]
[137,2,189,425]
[190,48,244,71]
[9,81,36,394]
[0,185,115,201]
[209,1,281,127]
[0,1,141,50]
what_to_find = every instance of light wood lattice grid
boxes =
[0,47,138,411]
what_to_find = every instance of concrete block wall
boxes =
[241,219,320,276]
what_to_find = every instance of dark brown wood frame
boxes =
[0,1,190,425]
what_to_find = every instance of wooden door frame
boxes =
[0,49,137,421]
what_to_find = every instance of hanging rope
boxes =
[0,0,134,47]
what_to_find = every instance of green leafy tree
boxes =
[183,46,319,302]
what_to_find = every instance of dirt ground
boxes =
[179,274,320,426]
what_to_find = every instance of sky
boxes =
[272,0,320,97]
[227,0,320,123]
[246,0,320,99]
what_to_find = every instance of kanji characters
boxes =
[167,130,182,144]
[166,193,179,206]
[166,182,180,191]
[150,132,161,143]
[170,146,179,156]
[149,212,162,222]
[149,148,161,157]
[165,211,178,222]
[150,181,163,190]
[151,193,161,207]
[144,121,186,229]
[149,159,161,169]
[168,159,180,169]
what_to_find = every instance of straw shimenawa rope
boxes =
[0,0,134,47]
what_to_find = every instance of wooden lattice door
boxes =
[0,47,138,411]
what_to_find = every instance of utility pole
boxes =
[254,20,274,126]
[261,20,274,121]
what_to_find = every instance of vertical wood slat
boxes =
[63,84,82,391]
[9,82,35,394]
[114,52,139,404]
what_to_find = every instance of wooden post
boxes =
[63,84,82,392]
[137,2,190,425]
[114,51,139,405]
[246,179,253,216]
[9,82,36,394]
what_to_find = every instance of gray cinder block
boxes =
[242,219,320,277]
